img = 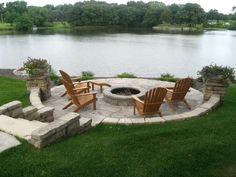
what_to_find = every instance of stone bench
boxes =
[0,100,54,123]
[29,113,92,148]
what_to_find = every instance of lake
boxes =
[0,30,235,77]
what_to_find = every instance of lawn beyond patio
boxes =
[0,76,235,177]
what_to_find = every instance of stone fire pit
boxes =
[103,86,146,106]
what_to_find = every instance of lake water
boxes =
[0,30,235,77]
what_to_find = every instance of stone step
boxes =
[0,115,47,140]
[79,118,92,134]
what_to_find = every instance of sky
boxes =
[0,0,235,14]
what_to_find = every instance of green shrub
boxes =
[23,57,51,76]
[50,69,61,86]
[198,64,235,83]
[229,21,236,30]
[14,14,33,31]
[80,71,94,80]
[158,73,178,82]
[117,72,137,78]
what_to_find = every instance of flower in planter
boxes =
[198,64,235,85]
[23,57,51,77]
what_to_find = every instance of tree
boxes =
[160,8,172,24]
[0,3,4,22]
[179,3,206,27]
[14,13,33,31]
[142,1,165,27]
[207,9,222,22]
[167,4,181,24]
[4,1,27,23]
[53,4,73,21]
[28,6,53,27]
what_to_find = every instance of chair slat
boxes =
[138,87,167,116]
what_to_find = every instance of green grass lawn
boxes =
[0,76,235,177]
[0,76,30,106]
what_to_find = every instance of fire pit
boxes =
[103,86,146,106]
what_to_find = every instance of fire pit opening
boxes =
[103,86,146,106]
[111,87,140,96]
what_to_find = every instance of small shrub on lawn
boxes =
[117,72,137,78]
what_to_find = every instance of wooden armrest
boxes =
[90,81,111,87]
[80,81,90,84]
[132,96,144,104]
[75,92,97,97]
[73,87,89,91]
[166,89,174,93]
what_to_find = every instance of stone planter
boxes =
[26,70,51,101]
[203,75,225,103]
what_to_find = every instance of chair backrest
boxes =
[62,79,81,106]
[59,70,73,85]
[172,78,193,101]
[143,87,167,114]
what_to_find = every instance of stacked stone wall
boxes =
[204,78,225,103]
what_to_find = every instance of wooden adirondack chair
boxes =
[165,78,193,112]
[90,81,111,93]
[62,79,97,112]
[59,70,90,97]
[132,87,167,117]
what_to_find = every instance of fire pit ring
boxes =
[103,86,146,106]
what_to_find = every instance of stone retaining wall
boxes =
[0,100,54,123]
[204,77,225,103]
[29,113,91,148]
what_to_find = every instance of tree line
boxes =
[0,0,235,31]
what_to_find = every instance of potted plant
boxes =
[23,57,52,100]
[198,64,235,86]
[198,64,235,102]
[23,57,51,77]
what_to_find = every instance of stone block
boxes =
[60,112,81,135]
[1,101,22,111]
[102,118,119,124]
[180,107,208,119]
[55,129,66,139]
[145,117,165,124]
[9,107,23,118]
[66,121,80,135]
[0,106,8,115]
[118,118,132,125]
[23,106,37,116]
[79,118,92,134]
[60,112,80,125]
[162,114,185,122]
[37,107,54,122]
[31,119,66,140]
[24,112,40,121]
[131,118,145,124]
[30,114,91,148]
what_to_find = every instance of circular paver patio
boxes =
[43,78,203,125]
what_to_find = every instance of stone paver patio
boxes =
[44,78,203,126]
